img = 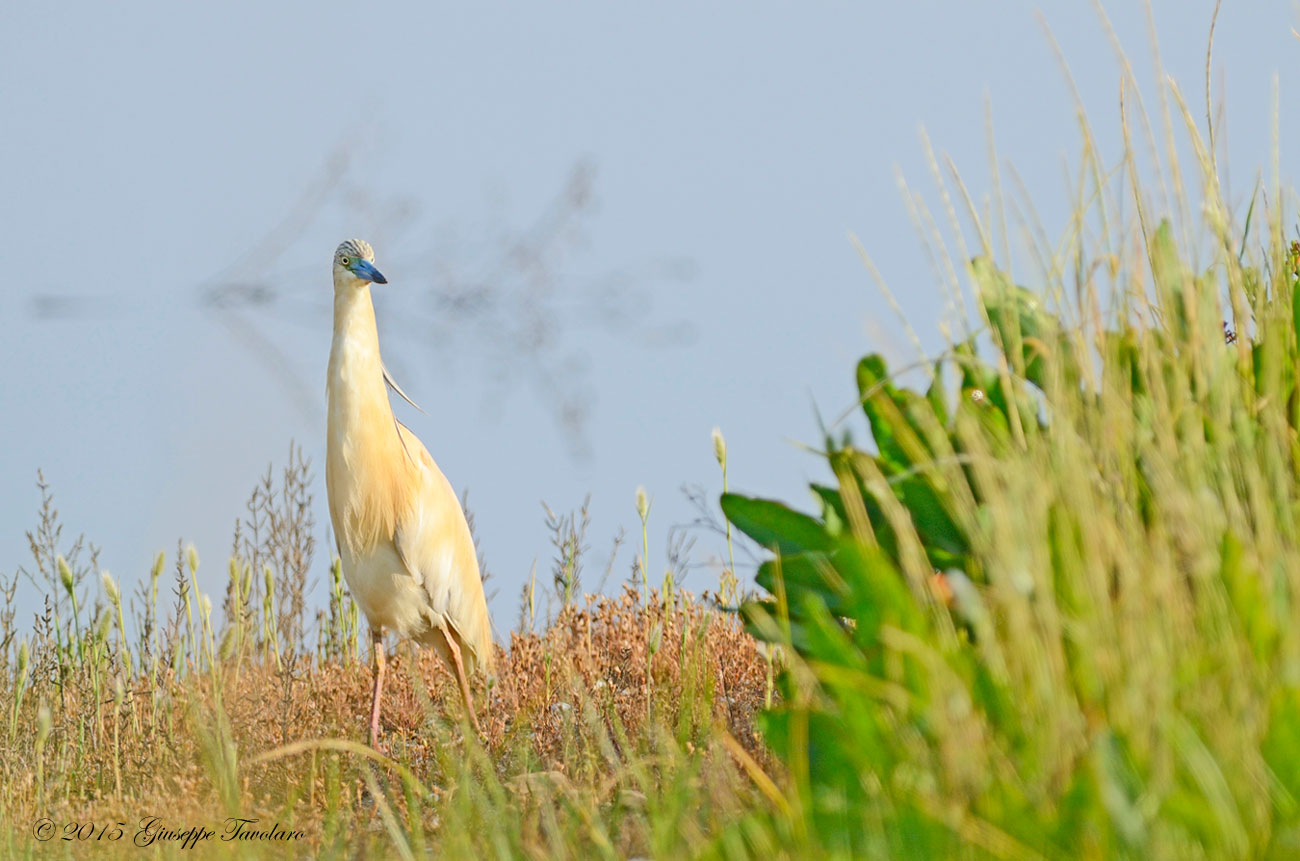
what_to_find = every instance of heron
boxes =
[325,239,494,746]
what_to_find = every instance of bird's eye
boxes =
[340,256,350,266]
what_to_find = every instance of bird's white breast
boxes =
[339,520,461,645]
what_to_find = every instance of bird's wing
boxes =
[382,361,424,414]
[391,424,495,675]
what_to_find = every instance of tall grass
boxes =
[0,456,774,859]
[721,22,1300,860]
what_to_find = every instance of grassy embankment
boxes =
[9,25,1300,859]
[0,453,777,858]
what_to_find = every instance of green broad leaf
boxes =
[755,550,850,617]
[972,256,1051,339]
[811,483,847,525]
[819,462,967,571]
[738,598,815,654]
[893,475,967,558]
[856,354,910,470]
[857,355,952,472]
[830,540,923,644]
[972,256,1059,389]
[797,592,869,671]
[749,539,925,653]
[897,388,944,456]
[720,493,834,556]
[952,337,1036,441]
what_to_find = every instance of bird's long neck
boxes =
[327,284,416,553]
[328,284,390,426]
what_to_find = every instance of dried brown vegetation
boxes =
[1,459,778,859]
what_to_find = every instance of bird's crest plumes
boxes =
[335,238,375,262]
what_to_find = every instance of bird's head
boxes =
[332,239,387,288]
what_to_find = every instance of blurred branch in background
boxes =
[28,147,696,459]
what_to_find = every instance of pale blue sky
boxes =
[2,3,1295,632]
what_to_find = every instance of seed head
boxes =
[219,627,237,661]
[712,427,727,467]
[36,702,53,745]
[101,571,120,606]
[57,555,74,596]
[96,609,112,641]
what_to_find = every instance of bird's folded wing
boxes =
[389,424,494,673]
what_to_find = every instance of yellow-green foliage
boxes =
[724,51,1300,860]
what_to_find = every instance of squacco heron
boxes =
[325,239,494,746]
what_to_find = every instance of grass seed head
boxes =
[101,570,120,606]
[57,554,73,596]
[35,702,52,745]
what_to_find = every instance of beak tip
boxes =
[352,259,388,284]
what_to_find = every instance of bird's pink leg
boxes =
[439,623,482,734]
[369,627,386,748]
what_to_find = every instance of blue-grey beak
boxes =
[352,259,387,284]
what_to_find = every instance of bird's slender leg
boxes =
[369,627,386,748]
[438,622,482,734]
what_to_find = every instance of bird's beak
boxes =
[352,259,388,284]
